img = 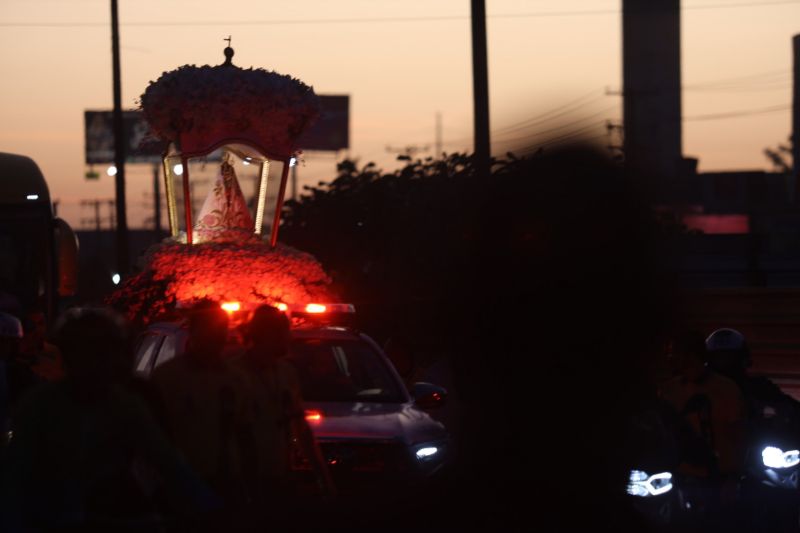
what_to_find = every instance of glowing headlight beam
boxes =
[762,446,800,469]
[416,446,438,459]
[627,470,673,497]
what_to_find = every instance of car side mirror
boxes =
[412,382,447,409]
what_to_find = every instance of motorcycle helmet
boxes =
[0,311,23,339]
[705,327,751,373]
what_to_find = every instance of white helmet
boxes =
[0,311,23,339]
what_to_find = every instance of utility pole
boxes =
[111,0,129,274]
[81,198,116,231]
[471,0,490,177]
[792,33,799,202]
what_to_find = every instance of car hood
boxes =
[303,401,448,446]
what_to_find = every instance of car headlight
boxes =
[414,442,446,463]
[762,446,800,469]
[627,470,673,497]
[416,446,438,459]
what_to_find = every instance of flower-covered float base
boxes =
[107,240,336,327]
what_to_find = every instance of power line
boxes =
[491,90,605,135]
[439,90,609,148]
[517,122,607,152]
[684,103,790,121]
[519,133,609,156]
[495,106,618,144]
[2,1,798,27]
[685,83,791,93]
[685,69,789,88]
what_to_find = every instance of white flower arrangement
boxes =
[139,62,320,155]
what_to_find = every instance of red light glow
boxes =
[305,409,322,422]
[305,303,327,314]
[105,241,337,327]
[275,302,289,312]
[221,301,241,313]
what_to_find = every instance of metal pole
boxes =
[270,162,291,247]
[95,200,101,233]
[792,34,800,202]
[153,162,162,236]
[182,158,193,244]
[291,162,298,202]
[470,0,490,177]
[111,0,129,274]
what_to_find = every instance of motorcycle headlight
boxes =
[762,446,800,469]
[627,470,673,497]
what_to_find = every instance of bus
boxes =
[0,152,78,327]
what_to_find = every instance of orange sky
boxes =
[1,0,798,229]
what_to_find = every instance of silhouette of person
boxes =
[1,307,216,532]
[659,330,745,530]
[0,311,28,446]
[237,305,335,506]
[19,310,64,382]
[151,301,256,504]
[661,331,745,477]
[706,328,800,422]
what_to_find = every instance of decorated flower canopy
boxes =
[139,43,320,246]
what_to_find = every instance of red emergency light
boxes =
[304,303,327,314]
[220,301,241,314]
[305,409,322,423]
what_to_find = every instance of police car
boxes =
[133,302,451,486]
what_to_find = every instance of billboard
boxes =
[86,95,349,163]
[298,95,349,152]
[84,110,165,164]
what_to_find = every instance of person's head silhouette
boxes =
[245,304,290,362]
[52,307,130,390]
[185,300,229,365]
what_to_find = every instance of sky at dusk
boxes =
[1,0,798,230]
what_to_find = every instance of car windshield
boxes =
[289,338,405,403]
[0,208,50,314]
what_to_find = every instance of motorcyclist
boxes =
[706,328,800,532]
[705,328,800,421]
[659,331,746,530]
